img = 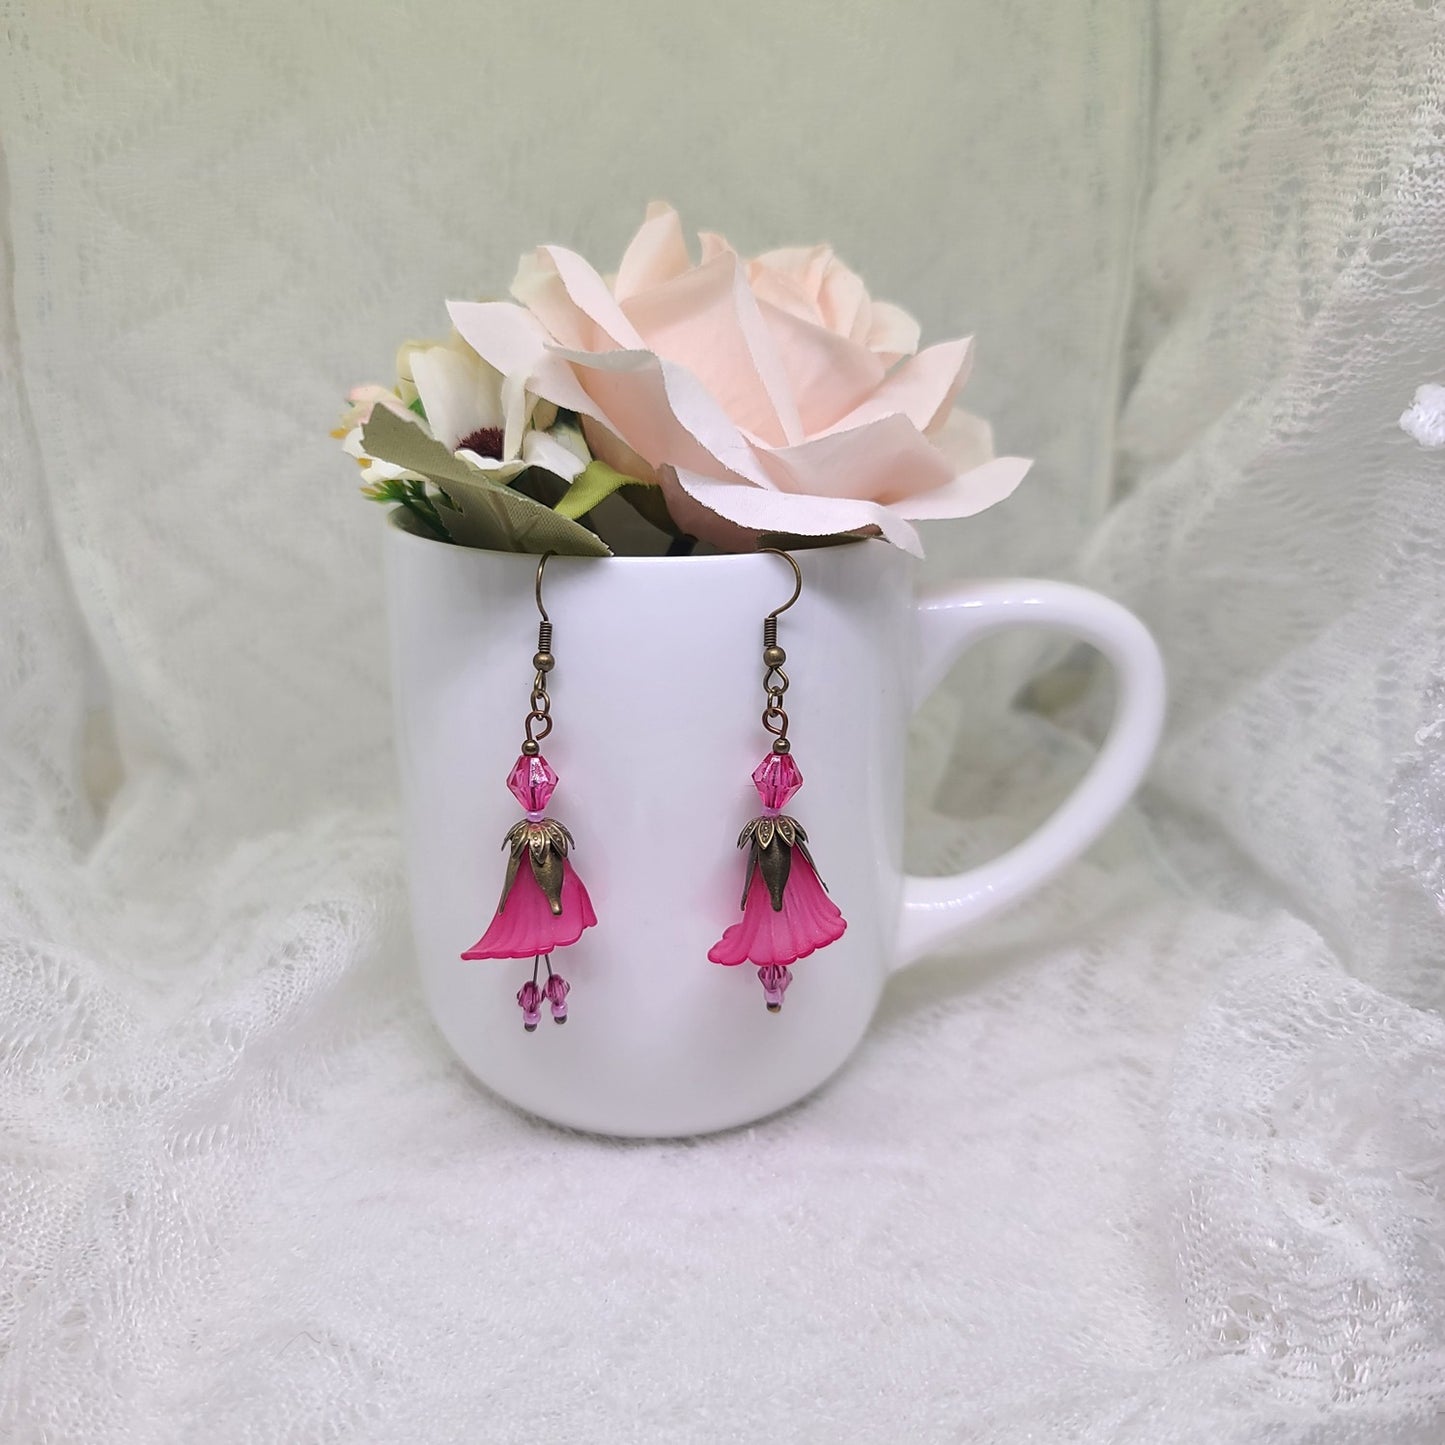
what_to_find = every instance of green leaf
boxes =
[359,477,409,504]
[360,405,475,486]
[441,474,612,556]
[363,404,609,556]
[400,479,453,541]
[555,459,655,520]
[617,480,682,538]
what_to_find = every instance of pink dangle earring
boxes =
[708,549,847,1010]
[462,552,597,1030]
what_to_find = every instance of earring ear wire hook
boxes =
[760,547,802,619]
[535,550,554,622]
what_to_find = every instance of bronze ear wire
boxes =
[759,546,801,754]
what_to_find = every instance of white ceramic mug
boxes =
[385,518,1165,1137]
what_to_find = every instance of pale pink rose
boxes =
[449,203,1029,554]
[742,243,921,368]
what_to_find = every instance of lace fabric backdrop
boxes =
[2,1,1443,1440]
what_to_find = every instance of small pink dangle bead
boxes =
[757,964,793,1012]
[517,978,544,1032]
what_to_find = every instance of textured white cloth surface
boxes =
[3,2,1444,1441]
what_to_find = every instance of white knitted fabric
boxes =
[3,1,1444,1441]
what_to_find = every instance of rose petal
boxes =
[620,251,802,447]
[697,231,734,265]
[817,257,868,341]
[614,202,694,301]
[449,301,549,378]
[823,338,972,438]
[581,419,662,486]
[450,302,618,426]
[928,406,996,470]
[760,412,954,504]
[546,345,774,488]
[647,466,767,552]
[756,299,884,435]
[746,245,828,327]
[510,249,598,352]
[670,466,925,557]
[513,244,645,350]
[744,269,816,328]
[889,455,1032,520]
[864,301,922,365]
[752,244,831,303]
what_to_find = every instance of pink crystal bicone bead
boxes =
[506,752,558,812]
[751,751,803,811]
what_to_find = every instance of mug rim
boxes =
[383,506,889,570]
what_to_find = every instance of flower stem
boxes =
[398,489,451,542]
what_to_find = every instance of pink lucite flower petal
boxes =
[544,972,570,1023]
[708,850,845,968]
[506,752,558,812]
[462,858,597,960]
[758,964,792,1011]
[517,979,544,1031]
[751,752,803,810]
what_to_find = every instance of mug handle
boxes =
[895,579,1166,969]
